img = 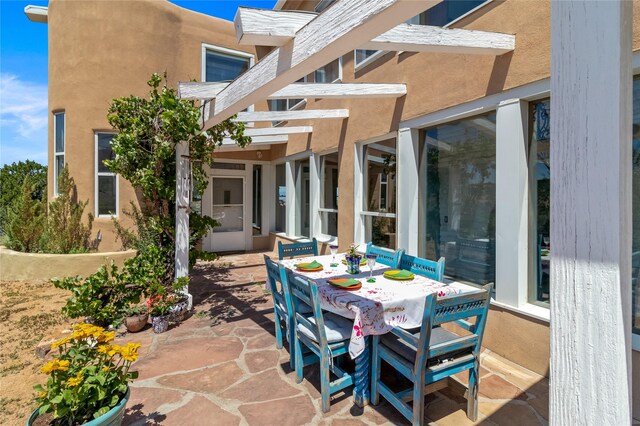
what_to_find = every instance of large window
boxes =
[95,133,118,217]
[275,164,286,233]
[252,165,262,236]
[530,99,551,304]
[204,48,250,82]
[421,112,496,285]
[54,112,65,195]
[295,159,311,238]
[315,58,341,83]
[320,153,339,237]
[632,78,640,336]
[362,139,397,249]
[409,0,486,27]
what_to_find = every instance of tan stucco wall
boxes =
[47,0,260,252]
[0,246,136,281]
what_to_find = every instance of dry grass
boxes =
[0,280,73,425]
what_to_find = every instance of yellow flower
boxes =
[66,373,83,387]
[119,343,141,362]
[41,359,70,374]
[107,345,122,357]
[38,391,47,398]
[97,330,115,343]
[71,323,104,340]
[50,336,73,349]
[97,344,111,354]
[101,367,110,373]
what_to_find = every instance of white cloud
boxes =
[0,73,48,165]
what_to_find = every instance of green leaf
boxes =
[38,404,51,415]
[94,406,110,419]
[50,394,63,404]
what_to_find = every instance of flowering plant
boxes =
[34,323,139,424]
[346,244,361,258]
[146,294,176,316]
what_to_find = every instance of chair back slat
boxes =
[365,242,403,268]
[278,238,319,260]
[285,270,327,345]
[264,255,289,312]
[399,253,445,281]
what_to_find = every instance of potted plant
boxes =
[168,277,190,323]
[123,305,148,333]
[345,244,363,274]
[146,293,175,334]
[29,323,140,426]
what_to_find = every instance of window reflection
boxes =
[295,159,310,238]
[632,78,640,335]
[321,153,339,237]
[421,112,496,285]
[363,139,397,249]
[275,164,286,233]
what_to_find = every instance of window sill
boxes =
[490,300,550,323]
[354,50,387,73]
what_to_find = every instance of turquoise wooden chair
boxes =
[263,255,312,370]
[285,270,355,412]
[399,253,445,282]
[278,238,319,260]
[371,284,492,425]
[365,242,403,268]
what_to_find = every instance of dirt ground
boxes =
[0,280,73,426]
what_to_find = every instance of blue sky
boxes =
[0,0,276,166]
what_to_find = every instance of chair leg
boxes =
[370,336,380,405]
[320,351,331,413]
[467,362,479,421]
[294,336,304,384]
[287,318,296,371]
[274,310,283,349]
[412,374,426,426]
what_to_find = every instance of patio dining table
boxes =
[279,253,482,407]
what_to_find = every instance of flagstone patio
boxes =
[120,252,549,426]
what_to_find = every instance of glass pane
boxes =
[212,178,243,205]
[422,111,496,285]
[252,165,262,236]
[315,58,339,83]
[55,155,65,194]
[205,50,250,82]
[532,99,551,304]
[97,133,115,173]
[295,159,310,238]
[418,0,484,27]
[321,153,339,210]
[212,206,244,233]
[211,162,245,170]
[321,211,338,238]
[275,164,286,233]
[632,78,640,335]
[55,113,65,153]
[365,139,396,214]
[355,50,379,66]
[364,216,396,250]
[97,175,116,216]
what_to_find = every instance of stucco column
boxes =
[495,99,529,307]
[175,140,192,309]
[396,127,421,255]
[550,1,632,423]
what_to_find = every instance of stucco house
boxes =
[27,0,640,420]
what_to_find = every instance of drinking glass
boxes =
[329,244,339,267]
[366,254,377,282]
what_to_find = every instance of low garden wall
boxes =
[0,246,137,281]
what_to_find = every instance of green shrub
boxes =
[0,160,47,235]
[5,176,46,252]
[41,166,94,253]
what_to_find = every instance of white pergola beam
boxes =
[234,7,514,55]
[362,24,515,55]
[234,7,315,46]
[233,109,348,122]
[243,126,312,136]
[222,135,288,145]
[204,0,432,128]
[550,1,632,424]
[179,82,407,101]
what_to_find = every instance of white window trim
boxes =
[272,76,308,127]
[317,151,339,240]
[354,132,398,247]
[53,112,65,196]
[94,132,119,218]
[314,56,343,83]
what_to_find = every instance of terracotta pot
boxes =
[124,313,148,333]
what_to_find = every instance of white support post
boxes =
[175,141,192,309]
[495,99,529,307]
[285,160,296,238]
[550,1,632,424]
[396,128,421,255]
[310,154,321,241]
[353,143,365,247]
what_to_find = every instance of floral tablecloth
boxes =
[280,254,478,358]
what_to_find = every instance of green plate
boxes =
[383,269,415,280]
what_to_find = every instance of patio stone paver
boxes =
[120,251,550,426]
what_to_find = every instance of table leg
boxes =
[354,336,370,407]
